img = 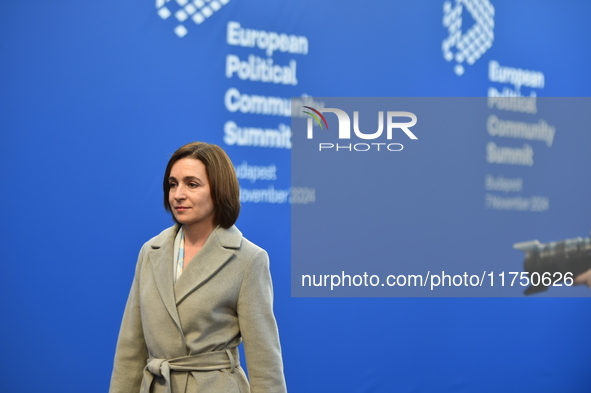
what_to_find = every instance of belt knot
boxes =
[147,358,168,377]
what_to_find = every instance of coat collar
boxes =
[147,224,243,330]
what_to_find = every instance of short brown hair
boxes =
[163,142,240,228]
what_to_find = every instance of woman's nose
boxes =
[173,185,186,200]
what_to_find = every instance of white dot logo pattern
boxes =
[442,0,495,76]
[156,0,231,38]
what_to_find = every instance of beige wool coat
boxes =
[109,224,287,393]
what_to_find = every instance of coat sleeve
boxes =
[237,249,288,393]
[109,244,149,393]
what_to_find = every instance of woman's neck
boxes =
[182,222,215,249]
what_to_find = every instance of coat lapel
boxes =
[147,225,183,330]
[174,226,243,305]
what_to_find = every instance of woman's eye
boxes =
[189,183,199,188]
[169,183,177,188]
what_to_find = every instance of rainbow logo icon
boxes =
[302,106,329,129]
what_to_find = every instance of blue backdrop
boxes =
[1,0,590,392]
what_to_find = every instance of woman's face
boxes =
[168,158,215,229]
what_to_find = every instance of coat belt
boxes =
[141,348,239,393]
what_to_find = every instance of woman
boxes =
[110,142,287,393]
